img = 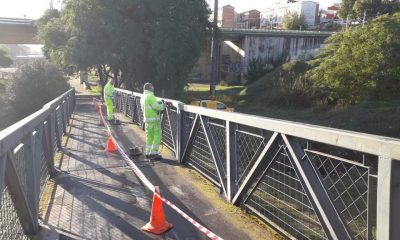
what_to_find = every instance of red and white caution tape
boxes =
[157,193,223,240]
[93,98,223,240]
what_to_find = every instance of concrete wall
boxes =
[243,35,325,66]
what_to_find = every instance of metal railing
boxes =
[114,88,400,240]
[0,89,75,238]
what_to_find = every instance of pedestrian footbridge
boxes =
[0,86,399,240]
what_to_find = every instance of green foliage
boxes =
[339,0,400,19]
[325,22,342,31]
[338,0,357,19]
[37,0,211,97]
[0,48,13,67]
[5,61,69,118]
[283,12,307,30]
[308,13,400,104]
[244,58,272,84]
[241,60,313,108]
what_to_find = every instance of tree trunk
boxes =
[98,65,106,100]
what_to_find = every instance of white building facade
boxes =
[261,0,319,29]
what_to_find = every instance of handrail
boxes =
[0,88,75,236]
[182,104,400,160]
[115,88,184,108]
[115,88,400,160]
[0,88,75,156]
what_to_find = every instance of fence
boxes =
[114,88,400,240]
[0,89,75,238]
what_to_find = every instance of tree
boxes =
[0,48,13,67]
[283,12,307,30]
[339,0,400,20]
[338,0,357,19]
[308,13,400,104]
[5,61,70,118]
[37,0,211,97]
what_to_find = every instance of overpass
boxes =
[0,18,334,46]
[0,17,37,44]
[1,82,400,239]
[220,27,334,40]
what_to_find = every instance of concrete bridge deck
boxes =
[39,79,277,240]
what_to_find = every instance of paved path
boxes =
[42,95,154,239]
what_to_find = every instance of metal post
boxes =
[210,0,219,96]
[376,157,400,240]
[176,103,184,162]
[226,121,238,202]
[25,131,40,220]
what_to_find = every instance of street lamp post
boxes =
[210,0,218,96]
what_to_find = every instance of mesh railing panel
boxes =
[56,108,64,139]
[52,120,58,154]
[0,188,30,240]
[161,109,175,152]
[12,145,28,198]
[169,108,178,144]
[136,97,143,126]
[182,112,195,146]
[185,122,220,185]
[114,92,121,111]
[236,130,265,184]
[307,151,370,239]
[34,126,50,196]
[245,145,327,240]
[208,122,226,170]
[127,96,135,118]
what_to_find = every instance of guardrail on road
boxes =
[114,88,400,240]
[0,89,75,238]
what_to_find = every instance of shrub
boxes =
[6,60,70,118]
[244,58,271,85]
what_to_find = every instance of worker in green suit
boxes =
[104,78,115,121]
[142,82,165,160]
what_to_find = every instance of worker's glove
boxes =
[161,100,172,108]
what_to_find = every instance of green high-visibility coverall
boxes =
[104,82,115,120]
[142,90,164,155]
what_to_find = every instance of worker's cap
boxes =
[144,82,154,91]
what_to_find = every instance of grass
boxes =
[181,83,400,139]
[182,83,244,107]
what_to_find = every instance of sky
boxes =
[0,0,62,19]
[207,0,340,12]
[0,0,340,19]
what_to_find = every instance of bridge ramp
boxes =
[40,94,275,239]
[41,96,154,239]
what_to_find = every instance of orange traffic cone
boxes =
[106,136,117,152]
[142,187,173,235]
